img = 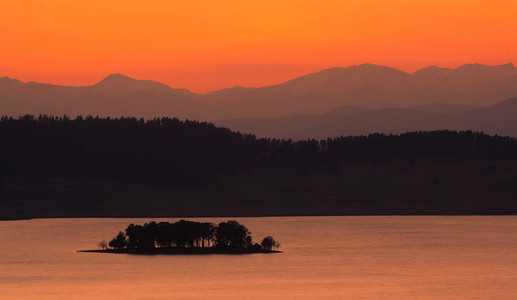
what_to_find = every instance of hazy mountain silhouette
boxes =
[0,74,206,119]
[456,97,517,137]
[1,62,517,122]
[91,73,175,93]
[203,64,412,118]
[72,74,205,119]
[216,98,517,139]
[206,63,517,118]
[409,103,480,113]
[410,65,452,79]
[216,106,369,138]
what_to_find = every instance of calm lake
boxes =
[2,216,517,299]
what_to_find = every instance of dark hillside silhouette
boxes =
[1,115,516,186]
[2,115,517,220]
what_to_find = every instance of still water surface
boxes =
[1,216,517,299]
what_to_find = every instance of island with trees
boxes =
[80,220,281,254]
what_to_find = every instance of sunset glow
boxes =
[2,0,516,92]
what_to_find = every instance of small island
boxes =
[79,220,281,255]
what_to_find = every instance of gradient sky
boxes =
[1,0,516,92]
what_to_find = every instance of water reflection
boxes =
[1,216,517,299]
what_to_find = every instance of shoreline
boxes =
[78,248,282,255]
[4,213,517,222]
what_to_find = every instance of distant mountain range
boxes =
[0,73,203,120]
[2,63,517,138]
[215,98,517,139]
[207,63,517,119]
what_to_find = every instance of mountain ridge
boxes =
[3,62,515,94]
[2,62,517,125]
[215,97,517,139]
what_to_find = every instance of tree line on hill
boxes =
[1,115,516,186]
[105,220,280,251]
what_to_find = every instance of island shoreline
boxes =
[77,248,282,255]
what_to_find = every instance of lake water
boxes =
[1,216,517,299]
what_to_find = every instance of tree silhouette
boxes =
[98,239,107,250]
[261,236,279,251]
[156,221,175,248]
[100,220,279,253]
[199,222,216,247]
[108,231,127,249]
[215,220,251,248]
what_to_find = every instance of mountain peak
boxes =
[96,73,136,85]
[355,63,384,68]
[0,76,24,88]
[455,62,515,70]
[93,73,173,92]
[412,65,452,78]
[450,63,517,77]
[351,63,408,73]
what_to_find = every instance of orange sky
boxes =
[1,0,516,92]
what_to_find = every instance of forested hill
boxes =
[2,115,517,219]
[1,115,517,185]
[0,115,263,186]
